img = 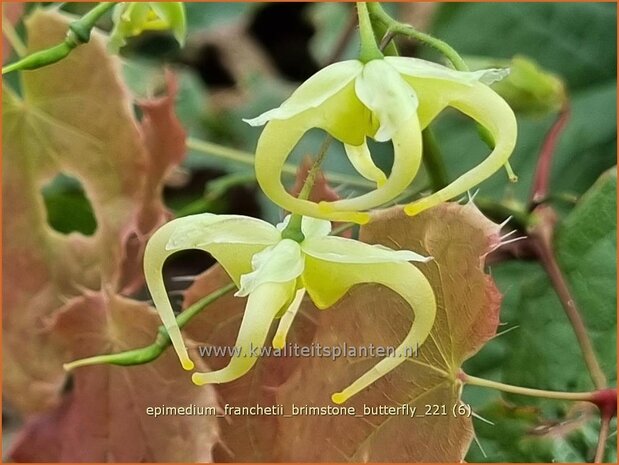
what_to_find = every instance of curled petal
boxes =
[303,259,436,404]
[317,113,423,215]
[244,60,363,127]
[255,112,421,224]
[143,219,197,370]
[236,239,304,297]
[345,141,387,187]
[167,213,278,249]
[254,117,372,224]
[386,56,508,86]
[144,215,277,370]
[404,81,517,216]
[166,213,280,287]
[302,235,430,264]
[192,281,294,385]
[273,288,306,349]
[354,59,419,142]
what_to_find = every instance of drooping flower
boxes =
[109,2,186,52]
[245,57,517,224]
[144,214,436,404]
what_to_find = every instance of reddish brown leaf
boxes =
[176,203,501,461]
[118,70,188,293]
[182,265,319,462]
[2,8,184,414]
[9,292,219,462]
[268,202,501,461]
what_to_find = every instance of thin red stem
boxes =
[530,104,571,205]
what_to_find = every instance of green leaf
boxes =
[465,170,617,461]
[431,3,617,91]
[426,2,616,207]
[505,169,617,392]
[467,401,616,462]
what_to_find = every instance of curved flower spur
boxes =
[144,214,436,404]
[245,53,517,225]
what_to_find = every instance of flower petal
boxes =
[244,60,363,126]
[254,117,373,224]
[193,281,295,385]
[301,216,332,238]
[345,141,387,187]
[303,258,436,404]
[149,2,187,46]
[167,213,279,250]
[164,214,281,287]
[385,56,509,86]
[316,113,423,215]
[404,81,517,216]
[143,219,197,371]
[302,235,430,264]
[143,213,281,371]
[354,59,419,142]
[273,288,306,349]
[236,239,304,297]
[276,215,332,239]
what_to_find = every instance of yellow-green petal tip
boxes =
[191,372,206,385]
[182,359,195,371]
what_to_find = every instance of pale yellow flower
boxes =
[246,57,517,223]
[144,213,436,404]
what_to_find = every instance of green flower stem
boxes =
[281,136,333,242]
[63,282,235,371]
[2,2,114,75]
[356,2,383,63]
[421,129,449,191]
[367,2,467,71]
[461,372,596,402]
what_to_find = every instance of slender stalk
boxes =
[64,283,235,370]
[594,415,611,463]
[356,2,383,63]
[367,2,467,71]
[281,136,333,241]
[528,205,607,390]
[297,137,333,201]
[461,372,596,402]
[530,104,571,205]
[2,2,114,75]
